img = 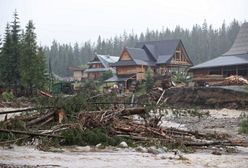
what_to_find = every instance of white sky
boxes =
[0,0,247,46]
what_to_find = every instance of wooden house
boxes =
[190,22,248,83]
[85,54,119,79]
[107,39,192,90]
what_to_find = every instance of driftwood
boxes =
[0,129,63,138]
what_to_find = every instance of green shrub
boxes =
[2,91,14,102]
[61,127,133,146]
[239,117,248,134]
[145,69,154,93]
[171,72,191,84]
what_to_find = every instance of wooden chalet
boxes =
[107,39,192,90]
[190,22,248,83]
[85,54,119,79]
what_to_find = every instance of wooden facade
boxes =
[191,65,248,79]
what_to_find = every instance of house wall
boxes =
[192,64,248,79]
[88,72,102,79]
[116,66,146,80]
[120,51,132,60]
[117,66,144,74]
[192,69,209,78]
[73,71,83,81]
[89,63,103,68]
[170,46,191,66]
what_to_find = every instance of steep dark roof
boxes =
[191,22,248,70]
[156,55,173,64]
[136,39,180,59]
[111,60,137,66]
[126,48,155,66]
[126,48,150,62]
[223,23,248,56]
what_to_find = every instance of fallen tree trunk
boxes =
[119,107,146,116]
[184,140,233,147]
[0,129,63,138]
[0,107,53,115]
[26,111,55,126]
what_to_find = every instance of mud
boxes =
[164,87,248,109]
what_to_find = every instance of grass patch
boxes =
[239,116,248,134]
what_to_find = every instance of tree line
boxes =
[0,11,47,96]
[44,19,241,77]
[0,11,243,81]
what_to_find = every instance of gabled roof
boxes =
[111,47,155,67]
[86,54,119,73]
[113,39,188,67]
[96,54,119,68]
[191,22,248,70]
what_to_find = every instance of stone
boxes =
[136,146,148,153]
[119,141,128,148]
[162,146,168,152]
[96,143,102,148]
[73,146,91,152]
[148,146,160,155]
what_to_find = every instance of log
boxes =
[119,107,145,116]
[117,134,160,141]
[156,90,165,105]
[0,106,53,115]
[26,111,55,126]
[38,116,54,127]
[0,129,63,138]
[184,140,232,147]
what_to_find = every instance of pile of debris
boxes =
[1,104,247,149]
[223,75,248,85]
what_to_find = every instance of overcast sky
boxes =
[0,0,247,46]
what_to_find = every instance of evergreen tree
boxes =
[145,68,154,92]
[43,20,242,77]
[35,47,47,89]
[10,10,21,88]
[0,23,12,87]
[20,20,46,95]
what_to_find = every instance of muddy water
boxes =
[0,145,248,168]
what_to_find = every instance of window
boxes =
[175,51,181,61]
[223,67,236,77]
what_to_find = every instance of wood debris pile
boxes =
[223,75,248,85]
[75,107,246,147]
[0,98,247,148]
